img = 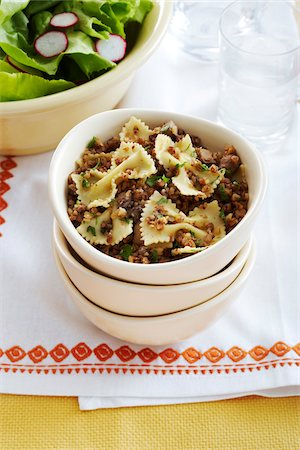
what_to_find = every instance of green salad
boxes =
[0,0,153,101]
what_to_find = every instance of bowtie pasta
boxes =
[67,117,248,263]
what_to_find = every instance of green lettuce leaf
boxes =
[0,0,30,25]
[30,11,53,38]
[97,3,126,37]
[76,12,111,40]
[67,31,115,77]
[4,56,44,76]
[0,28,114,77]
[0,59,18,73]
[0,72,75,101]
[24,1,60,17]
[53,2,111,40]
[0,39,59,74]
[54,1,124,38]
[2,10,29,41]
[130,0,153,23]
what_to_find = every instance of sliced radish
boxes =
[34,31,68,58]
[6,56,42,76]
[95,34,126,62]
[50,12,79,28]
[6,56,26,73]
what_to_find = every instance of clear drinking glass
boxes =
[217,0,300,151]
[170,0,232,61]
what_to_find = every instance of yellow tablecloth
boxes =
[1,395,299,449]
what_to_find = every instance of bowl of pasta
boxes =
[49,108,266,285]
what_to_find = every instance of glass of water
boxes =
[170,1,232,62]
[217,0,300,151]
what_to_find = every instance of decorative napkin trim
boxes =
[1,342,299,375]
[0,157,17,237]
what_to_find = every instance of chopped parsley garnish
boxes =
[225,168,232,176]
[175,162,186,169]
[92,160,100,170]
[82,178,90,188]
[120,244,133,261]
[161,175,170,183]
[150,249,159,263]
[146,175,160,187]
[218,184,230,201]
[121,217,132,224]
[219,209,226,219]
[147,175,170,187]
[185,143,191,152]
[87,136,97,149]
[157,197,168,205]
[87,226,96,236]
[144,145,151,151]
[201,163,210,171]
[190,231,196,238]
[173,241,180,249]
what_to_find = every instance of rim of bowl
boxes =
[55,238,256,322]
[0,1,172,114]
[53,218,254,290]
[49,108,267,273]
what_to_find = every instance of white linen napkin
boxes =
[0,35,299,409]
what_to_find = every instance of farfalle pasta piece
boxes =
[189,163,225,190]
[119,116,151,142]
[176,134,196,161]
[187,200,226,243]
[172,164,225,199]
[155,133,224,198]
[171,168,200,196]
[140,191,206,246]
[71,169,107,203]
[154,134,195,169]
[77,204,133,245]
[111,141,143,169]
[73,145,156,208]
[154,134,178,169]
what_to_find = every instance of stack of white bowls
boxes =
[49,109,267,345]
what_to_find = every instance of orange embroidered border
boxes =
[0,157,17,237]
[0,342,299,375]
[1,361,299,376]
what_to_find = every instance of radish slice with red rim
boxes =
[95,34,126,62]
[6,56,26,73]
[34,31,68,58]
[50,12,79,28]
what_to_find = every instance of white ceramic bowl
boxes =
[54,241,256,345]
[0,1,172,156]
[53,219,253,317]
[49,108,266,285]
